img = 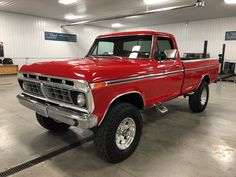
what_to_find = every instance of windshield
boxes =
[87,35,153,59]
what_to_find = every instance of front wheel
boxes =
[94,102,143,163]
[189,81,209,113]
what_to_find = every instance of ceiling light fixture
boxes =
[58,0,77,5]
[65,14,85,20]
[143,0,168,5]
[224,0,236,4]
[111,23,124,28]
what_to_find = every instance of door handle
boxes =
[146,67,154,72]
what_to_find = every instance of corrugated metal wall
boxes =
[0,11,114,66]
[122,16,236,61]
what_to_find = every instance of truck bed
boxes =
[181,58,219,94]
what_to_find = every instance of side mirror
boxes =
[155,49,177,61]
[164,49,177,59]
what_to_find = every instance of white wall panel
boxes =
[121,17,236,61]
[0,11,114,65]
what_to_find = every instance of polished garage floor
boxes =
[0,76,236,177]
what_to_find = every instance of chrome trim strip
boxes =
[99,91,144,125]
[102,64,217,86]
[17,94,97,129]
[182,58,218,63]
[185,64,218,72]
[94,64,217,87]
[106,70,184,86]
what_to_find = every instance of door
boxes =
[155,36,184,100]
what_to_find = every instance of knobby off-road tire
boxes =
[94,102,143,163]
[189,81,209,113]
[36,113,71,132]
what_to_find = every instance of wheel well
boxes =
[202,75,210,84]
[112,93,144,110]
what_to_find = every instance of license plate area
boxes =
[35,103,48,117]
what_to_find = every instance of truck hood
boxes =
[20,57,151,83]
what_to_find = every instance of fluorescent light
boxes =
[224,0,236,4]
[111,23,124,28]
[143,0,168,5]
[0,1,5,5]
[65,14,85,20]
[58,0,77,5]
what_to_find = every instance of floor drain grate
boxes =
[0,136,93,177]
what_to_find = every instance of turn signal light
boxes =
[90,82,107,89]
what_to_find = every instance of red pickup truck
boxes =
[17,31,219,163]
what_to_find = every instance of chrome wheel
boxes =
[115,117,136,150]
[200,88,207,105]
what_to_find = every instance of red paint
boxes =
[20,31,219,125]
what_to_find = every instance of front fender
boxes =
[91,85,144,125]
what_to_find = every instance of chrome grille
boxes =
[24,81,44,96]
[44,84,73,104]
[23,73,74,86]
[20,74,76,105]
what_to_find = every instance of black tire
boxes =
[94,102,143,163]
[36,113,71,132]
[189,81,209,113]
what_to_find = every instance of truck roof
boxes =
[97,30,173,38]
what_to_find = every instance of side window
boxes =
[93,41,114,55]
[156,37,175,60]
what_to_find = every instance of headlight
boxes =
[22,82,27,90]
[76,93,86,107]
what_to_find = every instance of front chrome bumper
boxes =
[17,94,98,129]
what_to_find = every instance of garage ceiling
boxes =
[0,0,236,29]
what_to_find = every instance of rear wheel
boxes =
[94,102,143,163]
[189,81,209,113]
[36,113,71,132]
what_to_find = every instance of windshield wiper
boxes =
[99,55,123,60]
[88,55,123,60]
[108,55,123,60]
[87,55,97,59]
[87,55,99,62]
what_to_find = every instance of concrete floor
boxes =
[0,76,236,177]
